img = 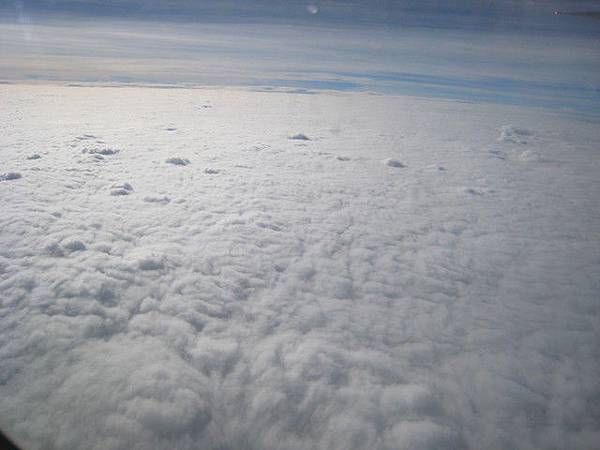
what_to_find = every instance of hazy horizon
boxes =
[1,0,599,112]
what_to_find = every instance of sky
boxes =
[0,0,599,111]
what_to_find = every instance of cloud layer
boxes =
[1,84,599,449]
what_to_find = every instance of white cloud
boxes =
[0,84,599,449]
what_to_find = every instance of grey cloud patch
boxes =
[0,172,22,181]
[166,157,190,166]
[289,133,310,140]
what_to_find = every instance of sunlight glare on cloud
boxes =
[306,4,319,15]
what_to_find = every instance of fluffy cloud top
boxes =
[0,84,599,449]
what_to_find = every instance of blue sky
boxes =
[6,1,600,29]
[1,0,599,112]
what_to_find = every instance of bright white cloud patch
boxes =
[0,85,599,450]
